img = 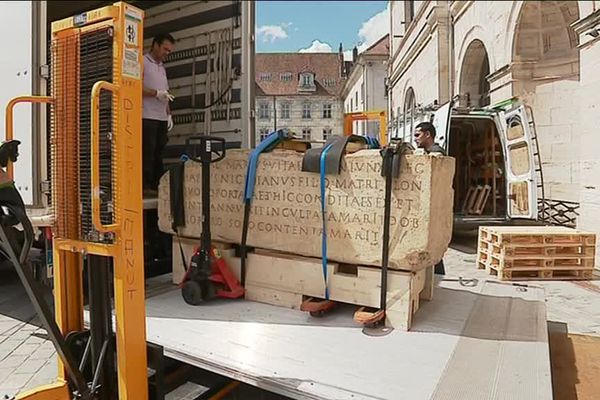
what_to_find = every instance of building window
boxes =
[402,87,417,141]
[323,104,332,119]
[302,103,311,119]
[301,73,313,86]
[350,99,353,111]
[323,128,332,141]
[323,78,336,87]
[259,72,272,81]
[280,72,293,81]
[259,128,270,141]
[258,103,270,120]
[355,91,358,108]
[302,128,311,140]
[280,103,290,119]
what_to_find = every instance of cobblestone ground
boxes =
[0,266,56,399]
[1,235,599,398]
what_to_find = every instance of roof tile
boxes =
[256,53,346,97]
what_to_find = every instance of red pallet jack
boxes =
[178,136,244,305]
[353,140,409,334]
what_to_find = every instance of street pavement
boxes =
[0,265,56,399]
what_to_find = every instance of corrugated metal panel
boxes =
[143,0,246,164]
[431,281,552,400]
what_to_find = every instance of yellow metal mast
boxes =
[5,2,147,399]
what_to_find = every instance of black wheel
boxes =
[182,280,205,305]
[310,311,325,318]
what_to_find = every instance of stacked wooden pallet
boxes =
[477,226,596,281]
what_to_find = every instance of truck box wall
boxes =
[143,0,253,168]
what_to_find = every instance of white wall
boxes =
[576,9,600,260]
[342,58,387,136]
[0,2,33,204]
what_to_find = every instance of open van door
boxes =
[499,105,538,219]
[431,101,452,152]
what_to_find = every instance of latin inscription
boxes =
[161,150,428,251]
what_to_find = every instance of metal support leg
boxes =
[87,255,116,399]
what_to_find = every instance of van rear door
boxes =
[498,105,538,219]
[431,101,452,152]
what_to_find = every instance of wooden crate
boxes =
[245,249,434,331]
[477,226,596,281]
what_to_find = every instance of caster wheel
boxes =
[310,311,325,318]
[182,281,205,305]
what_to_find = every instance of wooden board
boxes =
[244,251,430,330]
[158,148,456,272]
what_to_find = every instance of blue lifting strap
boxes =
[244,129,289,201]
[319,142,334,300]
[240,129,291,285]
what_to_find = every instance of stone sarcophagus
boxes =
[158,148,455,272]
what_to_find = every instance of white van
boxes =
[393,97,545,230]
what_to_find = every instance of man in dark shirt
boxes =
[414,121,445,155]
[414,121,446,275]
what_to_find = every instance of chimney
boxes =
[338,42,344,77]
[352,46,358,63]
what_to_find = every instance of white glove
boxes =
[167,115,174,131]
[156,89,174,102]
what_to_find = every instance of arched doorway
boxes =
[459,40,490,108]
[511,1,580,209]
[512,1,579,94]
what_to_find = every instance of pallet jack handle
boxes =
[185,136,226,251]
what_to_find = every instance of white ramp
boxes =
[142,276,552,400]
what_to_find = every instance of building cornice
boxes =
[390,1,433,66]
[450,1,474,23]
[572,10,600,49]
[389,9,440,88]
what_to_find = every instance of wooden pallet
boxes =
[479,226,596,246]
[171,237,434,330]
[245,249,433,331]
[477,226,596,281]
[485,264,594,281]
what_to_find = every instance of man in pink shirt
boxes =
[143,33,175,195]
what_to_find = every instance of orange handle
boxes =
[5,96,54,180]
[91,81,120,233]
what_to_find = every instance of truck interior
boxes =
[447,114,507,221]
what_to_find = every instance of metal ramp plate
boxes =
[139,276,552,400]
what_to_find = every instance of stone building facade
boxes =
[255,52,347,143]
[342,35,389,137]
[389,1,600,244]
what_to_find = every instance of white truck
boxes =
[1,2,554,399]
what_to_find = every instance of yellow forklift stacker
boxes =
[3,2,147,399]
